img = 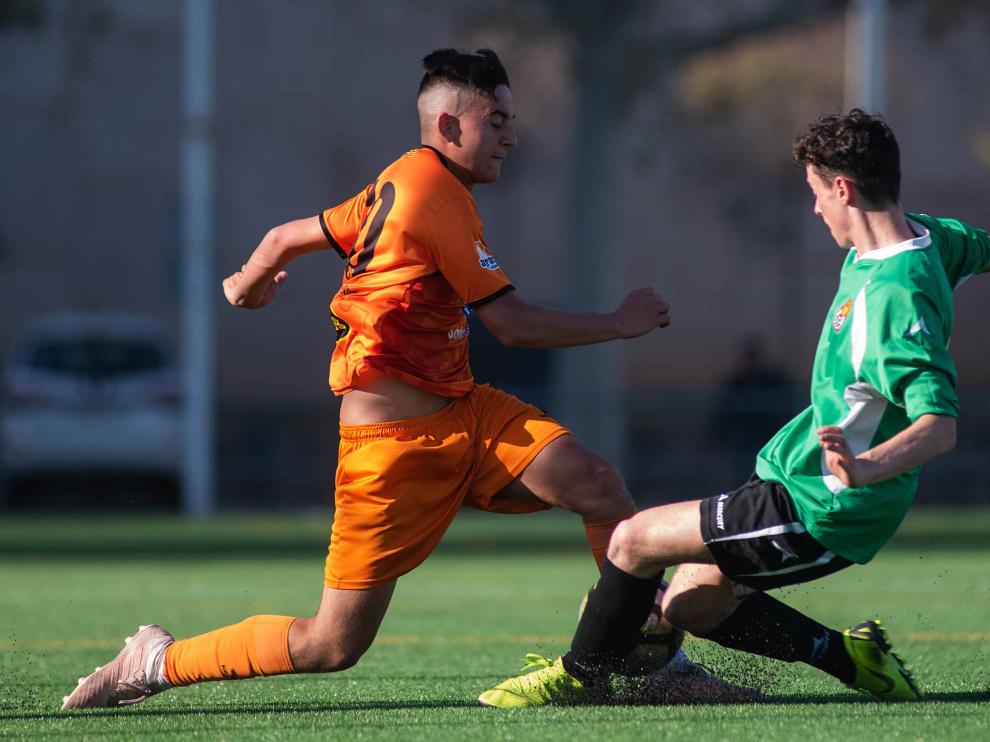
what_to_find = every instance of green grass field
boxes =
[1,508,988,740]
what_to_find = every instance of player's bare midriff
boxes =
[339,369,454,425]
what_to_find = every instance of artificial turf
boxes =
[1,508,988,740]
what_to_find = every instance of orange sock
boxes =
[163,615,296,686]
[583,513,634,568]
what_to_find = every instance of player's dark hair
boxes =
[418,48,510,98]
[792,109,901,207]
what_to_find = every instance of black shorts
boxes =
[700,476,854,592]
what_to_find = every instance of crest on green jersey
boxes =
[832,299,852,332]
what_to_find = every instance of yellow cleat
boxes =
[843,619,920,701]
[478,654,589,708]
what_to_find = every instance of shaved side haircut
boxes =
[418,48,510,98]
[417,49,511,133]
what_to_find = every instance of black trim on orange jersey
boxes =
[468,284,515,309]
[420,144,470,189]
[352,181,395,276]
[420,144,451,170]
[330,308,350,341]
[318,213,348,259]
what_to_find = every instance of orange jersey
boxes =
[320,147,513,397]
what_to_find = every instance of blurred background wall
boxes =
[1,0,987,511]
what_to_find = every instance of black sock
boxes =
[562,558,662,684]
[696,592,854,684]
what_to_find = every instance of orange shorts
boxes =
[324,384,570,589]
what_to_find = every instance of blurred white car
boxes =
[1,314,182,485]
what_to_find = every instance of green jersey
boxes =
[755,214,990,563]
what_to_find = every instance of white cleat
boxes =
[639,650,763,705]
[60,625,175,710]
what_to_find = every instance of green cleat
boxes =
[478,654,589,708]
[843,619,920,701]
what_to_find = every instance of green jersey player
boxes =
[479,109,989,708]
[758,210,977,563]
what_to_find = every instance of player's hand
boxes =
[817,425,867,488]
[222,264,288,309]
[612,287,671,338]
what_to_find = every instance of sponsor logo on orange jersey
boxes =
[475,241,499,271]
[448,325,470,342]
[832,299,852,332]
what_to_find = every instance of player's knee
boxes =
[606,517,651,570]
[591,458,627,502]
[292,623,371,673]
[305,643,367,673]
[317,648,363,673]
[661,592,702,631]
[565,456,632,517]
[662,588,728,635]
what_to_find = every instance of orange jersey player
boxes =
[60,48,671,711]
[321,145,513,398]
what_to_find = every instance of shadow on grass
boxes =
[1,698,481,721]
[5,689,989,721]
[767,690,990,705]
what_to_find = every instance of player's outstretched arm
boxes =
[817,413,956,489]
[473,287,670,349]
[223,216,331,309]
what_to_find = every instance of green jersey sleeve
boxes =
[864,283,958,421]
[908,213,990,287]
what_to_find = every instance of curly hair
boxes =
[418,48,510,98]
[792,109,901,207]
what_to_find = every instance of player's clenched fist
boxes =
[222,262,288,309]
[817,425,868,489]
[613,287,671,338]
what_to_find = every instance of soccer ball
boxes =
[578,579,685,677]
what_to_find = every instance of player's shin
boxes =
[563,557,663,684]
[583,514,635,568]
[164,615,297,686]
[695,592,854,683]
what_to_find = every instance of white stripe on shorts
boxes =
[706,521,806,544]
[737,550,837,579]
